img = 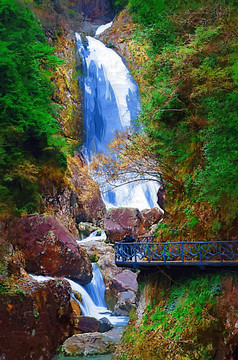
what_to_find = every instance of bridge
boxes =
[114,237,238,269]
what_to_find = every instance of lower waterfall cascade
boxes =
[30,263,128,327]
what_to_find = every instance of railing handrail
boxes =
[117,239,238,245]
[114,239,238,268]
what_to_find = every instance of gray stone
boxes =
[113,290,136,315]
[98,317,113,333]
[63,332,117,356]
[112,270,138,293]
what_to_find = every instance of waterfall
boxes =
[76,33,159,211]
[95,22,113,36]
[67,263,128,327]
[30,263,128,327]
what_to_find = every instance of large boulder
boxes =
[75,316,113,334]
[141,208,163,229]
[104,207,162,242]
[9,214,92,284]
[104,207,145,242]
[112,270,138,293]
[0,273,73,360]
[62,327,124,356]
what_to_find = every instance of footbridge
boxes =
[114,237,238,269]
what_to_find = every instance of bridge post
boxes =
[182,243,184,263]
[147,244,150,263]
[199,243,202,263]
[219,242,222,263]
[163,244,166,264]
[134,244,137,267]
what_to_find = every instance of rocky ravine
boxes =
[0,3,162,360]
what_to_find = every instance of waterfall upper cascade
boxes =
[30,263,128,327]
[76,33,159,211]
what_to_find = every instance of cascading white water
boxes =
[76,33,159,210]
[95,22,113,36]
[67,263,128,326]
[30,263,128,327]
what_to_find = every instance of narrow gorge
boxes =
[0,1,238,360]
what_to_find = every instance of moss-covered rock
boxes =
[114,270,238,360]
[0,273,74,360]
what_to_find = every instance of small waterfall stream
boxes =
[30,263,128,328]
[67,263,128,327]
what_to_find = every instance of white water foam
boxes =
[95,22,113,36]
[77,230,107,244]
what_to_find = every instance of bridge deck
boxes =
[114,240,238,268]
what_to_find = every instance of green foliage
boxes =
[112,0,129,12]
[126,0,238,240]
[0,0,67,216]
[89,254,99,262]
[120,272,227,360]
[196,94,238,204]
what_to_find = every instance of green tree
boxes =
[0,0,66,216]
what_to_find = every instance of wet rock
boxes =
[76,316,101,333]
[98,317,114,333]
[112,270,138,293]
[78,238,123,284]
[77,222,100,240]
[104,207,145,242]
[63,327,124,356]
[75,316,113,334]
[141,208,163,228]
[104,207,162,242]
[63,332,115,356]
[0,275,73,360]
[113,290,136,316]
[9,214,92,284]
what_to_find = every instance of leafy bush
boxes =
[0,0,67,216]
[122,0,238,240]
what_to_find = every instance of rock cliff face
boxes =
[44,155,106,238]
[9,214,92,284]
[0,273,73,360]
[71,0,113,21]
[113,271,238,360]
[33,0,113,32]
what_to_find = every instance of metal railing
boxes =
[115,240,238,267]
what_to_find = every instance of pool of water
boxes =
[53,354,113,360]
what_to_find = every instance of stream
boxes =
[53,354,113,360]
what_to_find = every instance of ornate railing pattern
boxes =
[114,240,238,267]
